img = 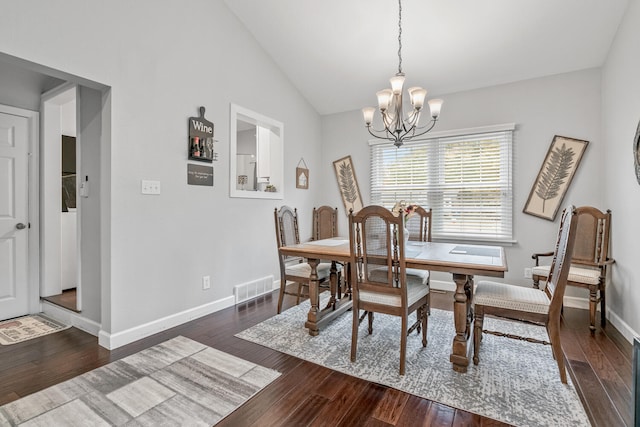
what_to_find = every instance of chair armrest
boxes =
[531,251,554,266]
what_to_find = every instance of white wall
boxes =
[321,69,604,295]
[0,0,323,344]
[602,0,640,340]
[78,86,102,322]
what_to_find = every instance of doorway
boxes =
[40,84,81,311]
[0,52,109,335]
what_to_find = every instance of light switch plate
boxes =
[141,180,161,195]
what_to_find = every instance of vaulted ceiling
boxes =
[224,0,629,115]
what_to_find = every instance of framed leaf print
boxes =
[333,155,363,215]
[634,118,640,185]
[524,135,589,221]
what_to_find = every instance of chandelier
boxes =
[362,0,443,148]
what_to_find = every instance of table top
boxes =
[280,238,507,278]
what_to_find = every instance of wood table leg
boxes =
[305,258,321,336]
[326,261,338,310]
[450,273,472,372]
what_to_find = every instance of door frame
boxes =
[40,83,81,309]
[0,104,40,315]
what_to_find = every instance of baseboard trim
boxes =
[41,301,101,336]
[98,295,236,350]
[606,308,638,343]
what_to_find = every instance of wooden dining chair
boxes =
[312,205,349,298]
[274,206,334,314]
[531,206,613,332]
[405,206,432,242]
[473,205,578,384]
[312,206,339,241]
[348,205,430,375]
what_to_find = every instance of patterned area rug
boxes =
[0,314,70,345]
[236,299,590,427]
[0,336,280,426]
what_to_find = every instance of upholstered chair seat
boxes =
[475,281,549,314]
[531,265,600,286]
[364,268,429,307]
[285,261,337,279]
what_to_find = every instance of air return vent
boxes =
[234,276,274,304]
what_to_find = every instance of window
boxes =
[370,124,514,242]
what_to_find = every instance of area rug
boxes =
[0,336,280,426]
[0,314,70,345]
[236,299,590,427]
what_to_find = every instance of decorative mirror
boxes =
[230,104,284,199]
[634,118,640,185]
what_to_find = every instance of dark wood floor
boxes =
[41,288,78,312]
[0,289,632,426]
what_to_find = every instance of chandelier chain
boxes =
[397,0,403,75]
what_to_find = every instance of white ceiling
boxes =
[224,0,628,116]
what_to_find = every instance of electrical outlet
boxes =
[202,275,211,290]
[141,180,161,195]
[524,268,532,279]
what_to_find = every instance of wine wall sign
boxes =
[188,107,218,162]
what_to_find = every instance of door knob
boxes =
[16,223,26,230]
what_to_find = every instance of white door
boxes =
[0,111,29,320]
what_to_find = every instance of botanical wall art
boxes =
[523,135,589,221]
[634,118,640,185]
[333,155,363,215]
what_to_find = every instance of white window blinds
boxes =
[370,125,514,242]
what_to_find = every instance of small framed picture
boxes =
[296,166,309,189]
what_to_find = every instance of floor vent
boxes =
[234,276,274,304]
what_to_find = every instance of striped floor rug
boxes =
[0,336,280,426]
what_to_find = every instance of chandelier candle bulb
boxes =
[390,74,406,94]
[429,99,443,118]
[376,90,392,111]
[363,107,375,126]
[410,88,427,109]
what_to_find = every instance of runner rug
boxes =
[236,299,590,427]
[0,336,280,426]
[0,314,70,345]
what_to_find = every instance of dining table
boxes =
[279,237,508,373]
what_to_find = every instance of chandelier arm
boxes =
[366,126,399,143]
[413,118,438,130]
[381,111,395,130]
[403,120,438,141]
[402,110,421,130]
